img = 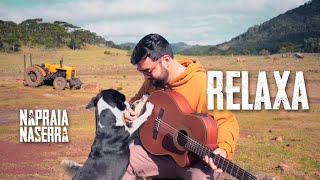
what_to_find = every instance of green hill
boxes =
[219,0,320,53]
[179,0,320,55]
[0,18,118,52]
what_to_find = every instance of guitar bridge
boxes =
[153,108,164,139]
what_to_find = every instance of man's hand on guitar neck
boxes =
[203,148,227,177]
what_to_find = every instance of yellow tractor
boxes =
[23,55,82,90]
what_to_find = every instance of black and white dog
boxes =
[72,89,153,180]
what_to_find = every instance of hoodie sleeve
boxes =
[176,71,239,159]
[208,110,239,160]
[173,59,239,159]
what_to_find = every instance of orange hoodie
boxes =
[130,58,239,159]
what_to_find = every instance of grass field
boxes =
[0,46,319,179]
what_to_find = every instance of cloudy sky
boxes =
[0,0,310,45]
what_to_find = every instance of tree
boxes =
[54,21,80,31]
[278,43,299,53]
[105,41,116,47]
[304,37,320,53]
[242,48,256,55]
[68,38,83,50]
[5,35,20,51]
[0,18,114,51]
[259,49,270,56]
[0,20,22,52]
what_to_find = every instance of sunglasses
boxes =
[137,56,162,75]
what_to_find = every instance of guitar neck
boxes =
[184,141,257,180]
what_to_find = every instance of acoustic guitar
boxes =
[139,90,257,180]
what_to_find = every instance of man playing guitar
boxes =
[123,34,239,180]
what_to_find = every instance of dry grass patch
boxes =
[0,47,319,179]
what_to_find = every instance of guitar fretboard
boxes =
[184,140,257,180]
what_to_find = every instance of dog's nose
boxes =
[119,104,126,111]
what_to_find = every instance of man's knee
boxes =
[125,145,143,176]
[185,162,215,180]
[125,145,156,178]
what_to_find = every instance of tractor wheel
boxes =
[53,77,67,90]
[24,66,44,87]
[69,78,76,89]
[74,78,82,89]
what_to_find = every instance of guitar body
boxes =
[140,91,258,180]
[139,90,218,167]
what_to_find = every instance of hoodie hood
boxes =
[169,58,206,88]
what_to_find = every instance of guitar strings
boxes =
[148,118,256,180]
[153,121,256,180]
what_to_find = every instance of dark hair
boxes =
[130,34,174,64]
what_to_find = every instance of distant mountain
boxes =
[171,42,193,53]
[118,42,193,53]
[176,45,220,56]
[179,0,320,55]
[119,43,136,50]
[220,0,320,53]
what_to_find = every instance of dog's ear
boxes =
[114,93,126,111]
[86,97,96,109]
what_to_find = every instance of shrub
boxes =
[104,50,112,55]
[259,49,270,56]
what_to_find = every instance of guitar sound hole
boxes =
[177,130,189,147]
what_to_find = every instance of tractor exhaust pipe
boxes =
[24,54,26,81]
[24,54,26,70]
[60,55,64,68]
[30,54,33,66]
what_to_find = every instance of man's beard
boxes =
[149,65,169,87]
[151,79,166,87]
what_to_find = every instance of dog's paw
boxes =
[145,102,154,116]
[60,159,82,177]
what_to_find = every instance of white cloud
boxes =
[1,0,171,23]
[83,18,217,45]
[0,0,310,45]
